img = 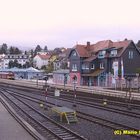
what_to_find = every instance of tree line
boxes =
[0,43,68,72]
[0,43,22,54]
[0,43,48,55]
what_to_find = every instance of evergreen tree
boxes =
[44,46,48,51]
[8,60,14,68]
[30,49,34,57]
[34,45,42,55]
[14,47,21,54]
[9,46,22,54]
[23,61,30,68]
[24,51,27,55]
[9,46,15,54]
[13,59,19,67]
[0,43,8,54]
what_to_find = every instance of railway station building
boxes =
[68,39,140,87]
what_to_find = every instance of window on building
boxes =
[82,64,89,70]
[110,50,117,56]
[85,64,89,69]
[15,55,18,58]
[128,51,133,59]
[57,63,60,66]
[82,64,85,69]
[100,63,104,69]
[72,64,77,71]
[67,61,70,68]
[91,64,95,69]
[98,50,106,58]
[72,51,77,56]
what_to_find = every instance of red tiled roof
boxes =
[75,44,90,57]
[84,55,97,62]
[112,40,132,48]
[113,40,132,56]
[73,39,132,58]
[90,40,113,52]
[38,54,51,60]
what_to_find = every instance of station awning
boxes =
[82,69,104,77]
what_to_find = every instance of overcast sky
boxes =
[0,0,140,50]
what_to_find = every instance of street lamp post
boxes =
[73,75,77,107]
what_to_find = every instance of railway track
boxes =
[1,82,140,108]
[52,89,140,108]
[2,86,140,119]
[1,88,140,139]
[0,79,140,102]
[0,88,87,140]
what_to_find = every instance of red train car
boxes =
[0,72,15,80]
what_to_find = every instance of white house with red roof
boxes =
[33,54,51,69]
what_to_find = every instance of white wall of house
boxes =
[33,55,49,69]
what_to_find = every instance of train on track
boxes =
[0,72,15,80]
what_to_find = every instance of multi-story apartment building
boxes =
[1,54,29,69]
[68,39,140,87]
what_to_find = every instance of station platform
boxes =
[0,102,36,140]
[51,106,78,124]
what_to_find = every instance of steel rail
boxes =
[2,88,140,139]
[0,89,87,140]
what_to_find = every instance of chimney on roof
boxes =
[86,41,91,52]
[87,41,90,46]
